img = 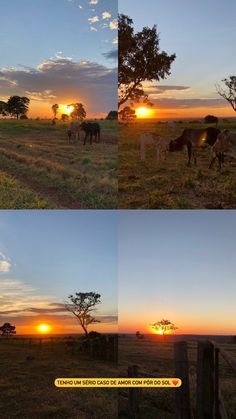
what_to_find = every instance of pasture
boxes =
[118,334,236,418]
[0,119,117,209]
[119,120,236,209]
[0,335,118,419]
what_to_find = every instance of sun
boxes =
[37,323,51,334]
[59,104,74,115]
[135,107,152,118]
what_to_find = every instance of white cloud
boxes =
[109,19,118,30]
[0,252,11,273]
[112,38,118,45]
[102,11,111,20]
[89,0,98,4]
[90,26,98,31]
[88,16,99,23]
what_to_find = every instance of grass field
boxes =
[119,335,236,418]
[0,119,117,209]
[119,120,236,209]
[0,336,118,419]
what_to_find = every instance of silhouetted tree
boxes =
[0,100,7,117]
[66,292,101,336]
[204,115,218,125]
[0,322,16,336]
[118,14,176,108]
[216,76,236,112]
[6,96,30,119]
[151,319,178,335]
[70,103,86,121]
[106,110,118,120]
[61,113,69,122]
[119,106,136,122]
[51,104,59,119]
[20,114,28,120]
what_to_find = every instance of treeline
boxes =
[0,96,30,119]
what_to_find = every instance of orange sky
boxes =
[135,105,236,120]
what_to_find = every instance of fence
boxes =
[126,340,236,419]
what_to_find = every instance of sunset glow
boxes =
[59,104,74,115]
[135,107,152,118]
[37,323,51,334]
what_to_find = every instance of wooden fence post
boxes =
[128,365,140,418]
[196,341,214,419]
[214,346,220,419]
[174,341,191,419]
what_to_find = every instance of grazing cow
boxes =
[140,132,169,162]
[209,129,236,169]
[67,121,80,144]
[169,127,220,166]
[80,122,100,145]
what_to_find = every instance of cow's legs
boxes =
[90,133,92,145]
[84,132,88,145]
[187,143,192,166]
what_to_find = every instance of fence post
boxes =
[196,341,214,419]
[128,365,140,418]
[214,346,220,419]
[174,341,191,419]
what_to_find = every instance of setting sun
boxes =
[37,323,51,334]
[135,107,152,118]
[59,104,74,115]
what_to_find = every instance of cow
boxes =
[140,132,169,162]
[80,122,100,145]
[67,121,80,144]
[209,129,236,169]
[169,127,220,166]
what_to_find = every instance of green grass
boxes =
[118,120,236,209]
[0,119,117,209]
[0,336,118,419]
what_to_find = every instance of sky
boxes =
[0,0,118,118]
[119,211,236,335]
[119,0,236,119]
[0,211,117,335]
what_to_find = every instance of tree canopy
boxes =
[106,110,118,120]
[0,322,16,336]
[119,106,136,122]
[204,115,219,124]
[151,319,178,335]
[118,14,176,109]
[216,76,236,113]
[70,103,86,120]
[66,292,101,336]
[6,96,30,119]
[52,104,59,118]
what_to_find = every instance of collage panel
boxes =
[118,210,236,418]
[0,210,118,418]
[118,0,236,210]
[0,0,118,210]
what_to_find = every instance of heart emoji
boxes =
[172,379,179,386]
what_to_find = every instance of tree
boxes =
[70,103,86,121]
[6,96,30,119]
[151,319,178,335]
[118,14,176,109]
[66,292,101,336]
[106,110,118,120]
[216,76,236,112]
[0,322,16,336]
[204,115,218,125]
[119,106,137,123]
[61,113,69,122]
[0,100,7,117]
[51,104,59,119]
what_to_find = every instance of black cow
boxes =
[80,122,101,145]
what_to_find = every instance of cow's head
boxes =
[169,136,184,152]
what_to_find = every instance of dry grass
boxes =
[118,335,236,418]
[118,120,236,209]
[0,336,118,419]
[0,119,117,209]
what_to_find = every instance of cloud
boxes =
[0,56,117,115]
[89,0,98,4]
[146,85,190,95]
[102,49,118,61]
[88,16,99,23]
[112,38,118,45]
[0,252,11,273]
[90,26,98,31]
[109,19,118,30]
[151,97,227,109]
[102,11,111,20]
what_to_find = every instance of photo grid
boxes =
[0,0,236,418]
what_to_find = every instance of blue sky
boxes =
[0,211,117,334]
[0,0,118,117]
[119,211,236,335]
[119,0,236,117]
